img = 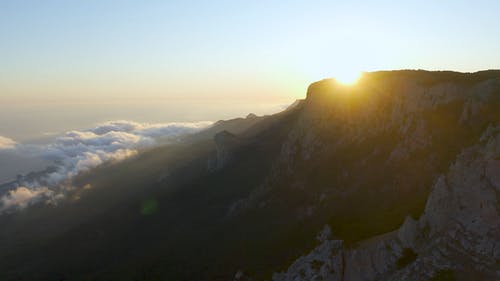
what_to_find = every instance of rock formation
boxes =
[272,72,500,280]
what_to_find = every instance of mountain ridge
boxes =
[0,70,498,281]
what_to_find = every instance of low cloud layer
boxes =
[0,186,54,211]
[0,120,212,213]
[0,136,17,150]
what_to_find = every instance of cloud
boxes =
[0,120,212,213]
[0,136,17,150]
[40,120,212,185]
[0,186,53,212]
[89,120,213,138]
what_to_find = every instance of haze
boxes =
[0,0,499,171]
[1,1,500,280]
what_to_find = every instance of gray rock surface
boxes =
[274,125,500,281]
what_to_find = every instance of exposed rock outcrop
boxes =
[274,125,500,281]
[231,71,500,225]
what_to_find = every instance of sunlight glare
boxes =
[334,70,361,85]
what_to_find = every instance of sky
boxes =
[0,0,499,141]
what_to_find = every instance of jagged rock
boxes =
[317,225,333,243]
[273,240,345,281]
[234,270,254,281]
[398,216,418,248]
[274,125,500,281]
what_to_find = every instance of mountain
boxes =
[0,70,499,281]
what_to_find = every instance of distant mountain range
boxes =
[0,70,499,281]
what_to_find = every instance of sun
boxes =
[334,70,361,85]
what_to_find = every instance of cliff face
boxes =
[273,125,500,281]
[234,71,498,227]
[282,71,500,169]
[232,70,500,280]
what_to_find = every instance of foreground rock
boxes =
[274,125,500,281]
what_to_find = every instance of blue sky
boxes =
[1,0,499,102]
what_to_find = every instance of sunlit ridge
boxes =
[334,71,361,85]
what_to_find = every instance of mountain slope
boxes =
[0,70,498,281]
[274,124,500,281]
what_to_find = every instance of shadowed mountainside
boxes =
[0,70,499,281]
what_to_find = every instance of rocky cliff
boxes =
[273,124,499,281]
[234,70,500,280]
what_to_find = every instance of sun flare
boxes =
[334,71,361,85]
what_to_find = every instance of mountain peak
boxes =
[305,78,349,99]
